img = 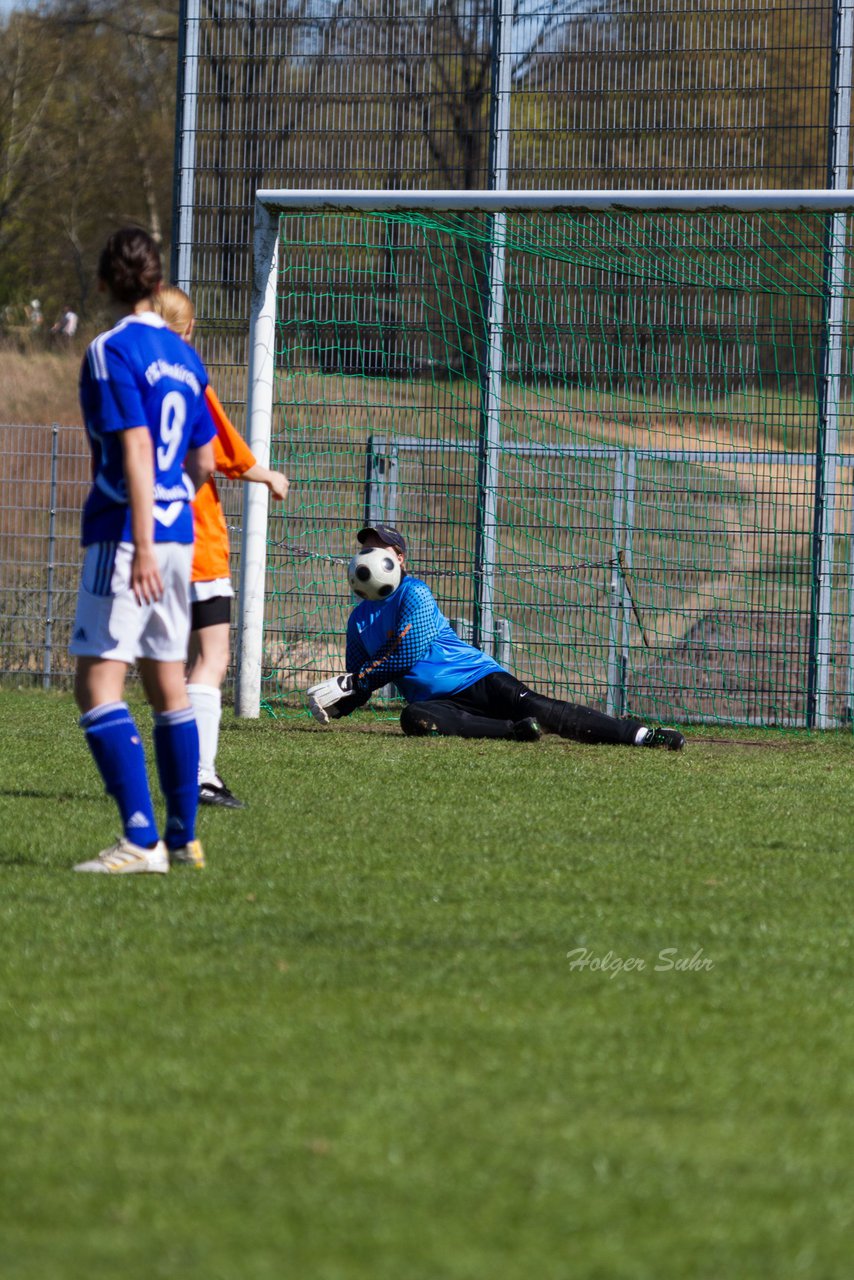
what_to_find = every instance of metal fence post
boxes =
[847,481,854,721]
[606,452,626,716]
[171,0,201,289]
[494,617,513,671]
[619,453,638,716]
[364,435,400,701]
[43,425,59,690]
[473,0,513,655]
[364,435,399,527]
[808,0,854,728]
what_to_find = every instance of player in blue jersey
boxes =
[69,227,216,874]
[307,525,685,749]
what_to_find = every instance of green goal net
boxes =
[242,198,854,728]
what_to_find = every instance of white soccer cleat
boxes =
[73,837,170,875]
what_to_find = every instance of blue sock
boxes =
[80,702,159,847]
[153,707,200,850]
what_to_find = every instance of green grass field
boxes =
[1,688,852,1280]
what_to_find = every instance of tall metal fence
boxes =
[0,425,89,688]
[229,194,854,727]
[7,420,854,728]
[162,0,854,726]
[174,0,846,398]
[8,1,852,722]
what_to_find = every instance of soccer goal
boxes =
[236,189,854,730]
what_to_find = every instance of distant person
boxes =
[27,299,44,332]
[70,228,215,874]
[307,524,686,750]
[51,305,79,342]
[153,285,290,809]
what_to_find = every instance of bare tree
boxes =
[0,1,178,323]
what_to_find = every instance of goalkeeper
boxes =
[307,525,685,750]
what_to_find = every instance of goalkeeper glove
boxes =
[306,673,368,724]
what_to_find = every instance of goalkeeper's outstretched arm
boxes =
[306,673,369,724]
[306,585,439,724]
[305,623,372,724]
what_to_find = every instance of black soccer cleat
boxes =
[511,716,542,742]
[198,778,246,809]
[646,727,686,751]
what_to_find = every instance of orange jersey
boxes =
[192,386,256,582]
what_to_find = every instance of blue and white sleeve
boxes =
[350,585,441,693]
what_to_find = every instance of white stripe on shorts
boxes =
[70,541,194,664]
[190,577,234,603]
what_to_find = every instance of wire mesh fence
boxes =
[241,200,854,727]
[261,436,851,726]
[170,2,853,725]
[3,420,854,726]
[6,2,852,721]
[0,425,89,687]
[176,0,842,399]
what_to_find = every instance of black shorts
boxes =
[191,595,232,631]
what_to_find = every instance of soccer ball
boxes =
[347,546,402,600]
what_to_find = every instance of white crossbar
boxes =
[257,188,854,213]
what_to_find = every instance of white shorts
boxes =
[190,576,234,603]
[69,541,194,664]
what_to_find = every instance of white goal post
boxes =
[236,188,854,725]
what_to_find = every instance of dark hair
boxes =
[97,227,162,305]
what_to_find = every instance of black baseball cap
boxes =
[356,524,407,556]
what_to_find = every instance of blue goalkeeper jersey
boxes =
[79,312,215,546]
[346,574,502,702]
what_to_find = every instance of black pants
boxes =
[399,670,643,746]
